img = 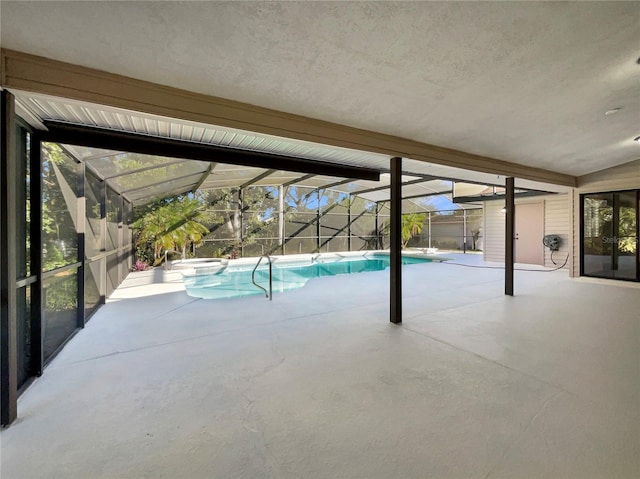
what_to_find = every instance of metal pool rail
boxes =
[251,255,273,300]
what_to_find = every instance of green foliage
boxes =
[618,237,637,254]
[198,186,280,256]
[195,186,382,256]
[617,206,637,254]
[132,196,209,265]
[401,213,426,247]
[41,143,79,272]
[584,198,637,255]
[45,273,77,312]
[43,243,69,271]
[210,247,228,258]
[384,213,427,248]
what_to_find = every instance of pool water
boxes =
[183,254,431,300]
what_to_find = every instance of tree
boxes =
[132,196,209,265]
[470,227,482,251]
[41,142,79,271]
[199,186,279,256]
[384,213,427,248]
[401,213,426,248]
[617,205,637,254]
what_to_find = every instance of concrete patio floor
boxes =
[2,254,639,478]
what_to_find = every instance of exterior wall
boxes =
[483,202,505,263]
[542,196,571,268]
[483,194,570,268]
[571,159,640,277]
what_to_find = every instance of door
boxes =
[582,191,639,281]
[515,203,544,265]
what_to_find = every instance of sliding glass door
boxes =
[582,190,639,281]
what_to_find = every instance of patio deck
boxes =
[2,254,638,478]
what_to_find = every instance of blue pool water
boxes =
[183,254,431,300]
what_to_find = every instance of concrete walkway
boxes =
[2,254,639,478]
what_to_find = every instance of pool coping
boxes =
[176,250,451,277]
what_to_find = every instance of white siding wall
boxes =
[483,194,570,268]
[483,201,505,263]
[571,159,640,277]
[543,195,571,268]
[482,159,639,276]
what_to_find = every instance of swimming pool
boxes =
[182,253,433,300]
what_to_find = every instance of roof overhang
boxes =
[8,86,572,209]
[1,49,577,187]
[41,120,381,181]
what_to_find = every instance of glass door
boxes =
[582,190,639,281]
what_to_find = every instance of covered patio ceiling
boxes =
[22,91,567,208]
[2,2,638,179]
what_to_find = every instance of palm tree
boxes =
[401,213,426,248]
[382,213,427,249]
[133,197,209,265]
[169,216,209,258]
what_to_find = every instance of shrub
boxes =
[132,259,150,272]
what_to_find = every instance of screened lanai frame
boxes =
[0,124,140,407]
[55,143,488,258]
[0,132,482,400]
[61,143,484,209]
[35,120,554,281]
[2,89,565,426]
[16,90,560,212]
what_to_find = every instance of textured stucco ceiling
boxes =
[1,1,639,176]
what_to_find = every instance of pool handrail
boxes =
[251,255,273,301]
[163,249,183,270]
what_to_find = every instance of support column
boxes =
[278,185,284,255]
[99,180,107,301]
[428,211,432,249]
[316,188,321,252]
[347,194,352,252]
[117,195,123,279]
[505,177,515,296]
[30,131,43,377]
[374,203,380,249]
[238,188,244,257]
[1,90,18,425]
[77,160,86,328]
[390,157,402,324]
[463,209,467,253]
